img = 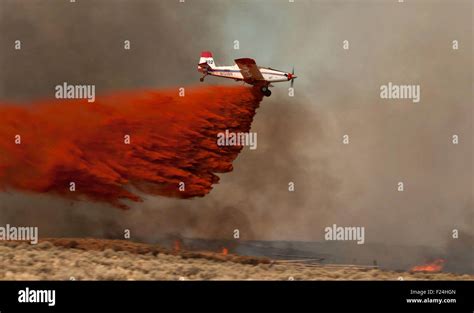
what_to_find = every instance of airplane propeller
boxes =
[285,67,296,88]
[290,67,296,88]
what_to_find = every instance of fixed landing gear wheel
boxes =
[199,77,204,82]
[264,90,272,97]
[260,86,268,93]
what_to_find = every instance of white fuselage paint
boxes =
[199,64,291,84]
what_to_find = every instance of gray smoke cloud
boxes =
[0,0,472,271]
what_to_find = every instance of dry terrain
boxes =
[0,238,472,281]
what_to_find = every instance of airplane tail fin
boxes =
[198,51,215,70]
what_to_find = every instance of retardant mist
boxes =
[0,86,263,209]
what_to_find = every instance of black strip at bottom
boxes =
[0,281,472,313]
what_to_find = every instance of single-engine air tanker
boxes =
[197,51,297,97]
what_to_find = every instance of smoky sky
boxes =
[0,0,472,262]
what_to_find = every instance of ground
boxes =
[0,239,472,281]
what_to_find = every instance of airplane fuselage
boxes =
[200,65,290,83]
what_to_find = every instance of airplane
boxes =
[197,51,297,97]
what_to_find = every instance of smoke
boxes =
[0,0,472,272]
[0,86,262,209]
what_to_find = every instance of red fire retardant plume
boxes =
[0,86,262,209]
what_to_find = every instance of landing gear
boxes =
[260,86,272,97]
[199,77,204,82]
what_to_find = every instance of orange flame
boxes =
[174,240,181,252]
[222,247,228,256]
[410,259,445,272]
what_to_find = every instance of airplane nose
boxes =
[287,73,297,80]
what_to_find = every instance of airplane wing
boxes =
[234,58,266,84]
